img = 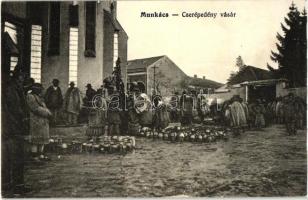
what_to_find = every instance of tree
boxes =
[267,3,307,87]
[236,56,245,71]
[227,56,246,84]
[227,71,237,84]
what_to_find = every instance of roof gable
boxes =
[127,55,165,72]
[187,76,223,89]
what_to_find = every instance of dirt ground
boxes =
[24,124,307,197]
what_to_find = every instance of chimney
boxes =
[203,76,205,80]
[194,74,197,78]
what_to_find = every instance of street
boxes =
[24,125,306,197]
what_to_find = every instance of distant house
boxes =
[212,65,290,102]
[127,55,222,96]
[186,75,223,93]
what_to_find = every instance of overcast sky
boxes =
[117,0,306,83]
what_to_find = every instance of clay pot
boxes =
[197,134,203,142]
[163,133,169,140]
[178,132,185,142]
[190,134,196,142]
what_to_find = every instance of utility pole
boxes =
[152,65,159,95]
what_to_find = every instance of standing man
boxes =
[2,66,30,196]
[180,90,194,126]
[83,83,96,107]
[63,82,81,125]
[45,79,63,125]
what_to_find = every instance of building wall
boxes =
[118,28,128,89]
[276,82,307,100]
[146,56,187,97]
[103,12,114,80]
[41,2,69,94]
[77,2,105,95]
[211,86,246,101]
[1,2,27,19]
[103,11,128,89]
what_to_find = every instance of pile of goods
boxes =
[136,126,229,143]
[46,136,136,154]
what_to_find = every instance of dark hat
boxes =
[52,79,59,84]
[31,83,43,95]
[31,83,43,91]
[24,77,35,87]
[69,81,75,86]
[86,83,92,88]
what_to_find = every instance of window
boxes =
[69,27,78,85]
[84,1,96,57]
[48,2,60,55]
[30,25,42,83]
[4,22,18,44]
[69,4,79,27]
[113,32,118,69]
[10,56,18,71]
[4,22,18,71]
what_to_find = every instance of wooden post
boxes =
[245,85,248,102]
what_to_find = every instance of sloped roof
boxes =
[127,55,165,72]
[228,65,274,85]
[187,76,223,89]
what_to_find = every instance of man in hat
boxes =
[45,79,63,125]
[63,82,81,125]
[2,65,31,196]
[83,83,96,107]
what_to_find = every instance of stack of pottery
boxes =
[135,125,229,144]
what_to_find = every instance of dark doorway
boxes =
[248,85,276,102]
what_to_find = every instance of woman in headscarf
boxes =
[27,83,52,160]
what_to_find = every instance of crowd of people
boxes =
[2,63,306,196]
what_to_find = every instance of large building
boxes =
[2,1,128,94]
[127,55,222,96]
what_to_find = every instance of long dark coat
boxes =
[27,93,51,144]
[45,86,63,110]
[2,79,29,138]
